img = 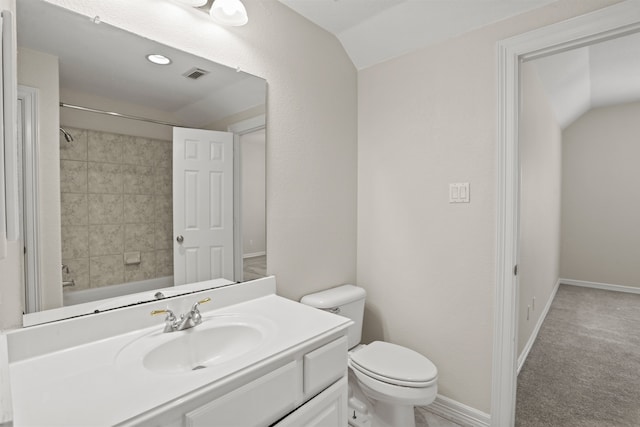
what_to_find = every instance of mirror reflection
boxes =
[17,0,267,325]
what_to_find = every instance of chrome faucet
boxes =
[151,297,211,333]
[177,298,211,330]
[151,308,178,333]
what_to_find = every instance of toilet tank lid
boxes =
[300,284,366,309]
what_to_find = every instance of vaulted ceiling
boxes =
[278,0,640,128]
[532,31,640,129]
[277,0,556,70]
[21,1,640,129]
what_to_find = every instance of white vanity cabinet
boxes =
[9,279,353,427]
[122,336,348,427]
[274,377,348,427]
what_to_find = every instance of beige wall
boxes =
[17,47,63,311]
[561,101,640,287]
[517,62,562,356]
[357,0,618,413]
[0,0,625,418]
[0,0,357,327]
[208,105,266,132]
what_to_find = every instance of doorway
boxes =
[239,127,266,281]
[228,115,266,282]
[493,2,640,425]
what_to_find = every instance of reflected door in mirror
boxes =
[173,128,234,285]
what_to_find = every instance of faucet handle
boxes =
[189,297,211,327]
[191,297,211,312]
[151,309,177,333]
[151,308,175,319]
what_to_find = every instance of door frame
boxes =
[227,114,266,282]
[492,2,640,425]
[17,85,41,313]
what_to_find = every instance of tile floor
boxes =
[243,255,267,281]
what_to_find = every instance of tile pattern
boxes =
[60,127,173,291]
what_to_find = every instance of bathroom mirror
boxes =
[16,0,267,325]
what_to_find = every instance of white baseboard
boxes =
[517,279,560,374]
[559,278,640,294]
[425,394,490,427]
[243,251,266,259]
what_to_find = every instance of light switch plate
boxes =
[449,183,470,203]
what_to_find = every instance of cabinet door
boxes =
[303,337,347,398]
[275,376,347,427]
[185,361,300,427]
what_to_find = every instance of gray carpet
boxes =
[516,284,640,426]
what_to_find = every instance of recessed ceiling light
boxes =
[146,54,172,65]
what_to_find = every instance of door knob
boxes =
[176,235,184,244]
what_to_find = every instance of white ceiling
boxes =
[17,0,266,128]
[278,0,557,70]
[19,0,639,129]
[277,0,640,127]
[532,31,640,128]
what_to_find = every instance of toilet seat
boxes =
[349,341,438,388]
[350,366,438,406]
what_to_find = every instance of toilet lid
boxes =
[350,341,438,387]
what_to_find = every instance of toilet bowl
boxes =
[300,285,438,427]
[348,341,437,427]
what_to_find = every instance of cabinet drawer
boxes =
[185,361,300,427]
[303,337,348,397]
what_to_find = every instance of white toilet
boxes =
[301,285,438,427]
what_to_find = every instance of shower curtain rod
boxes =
[59,102,183,128]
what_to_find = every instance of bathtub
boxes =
[24,277,235,326]
[63,276,175,307]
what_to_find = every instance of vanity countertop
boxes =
[9,283,350,426]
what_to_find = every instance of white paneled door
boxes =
[173,128,234,285]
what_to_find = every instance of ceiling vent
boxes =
[183,68,209,80]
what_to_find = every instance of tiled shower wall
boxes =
[60,127,173,291]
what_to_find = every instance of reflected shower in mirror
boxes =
[17,0,267,325]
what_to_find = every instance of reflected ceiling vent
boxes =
[183,68,210,80]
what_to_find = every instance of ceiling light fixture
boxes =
[210,0,248,27]
[172,0,248,27]
[146,54,172,65]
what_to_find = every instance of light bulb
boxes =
[210,0,248,26]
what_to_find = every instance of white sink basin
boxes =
[117,314,276,374]
[144,324,264,373]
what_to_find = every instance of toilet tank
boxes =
[300,285,366,349]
